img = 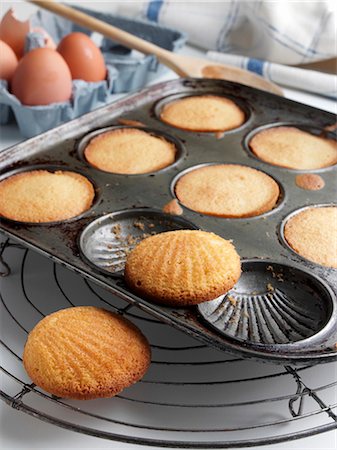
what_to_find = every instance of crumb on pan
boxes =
[111,224,122,239]
[117,118,146,127]
[295,174,325,191]
[215,131,225,139]
[133,221,145,231]
[226,295,237,306]
[266,265,284,281]
[162,199,183,216]
[126,234,137,245]
[323,122,337,133]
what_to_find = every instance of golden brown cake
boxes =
[23,306,151,400]
[175,164,280,218]
[284,206,337,268]
[295,174,325,191]
[84,128,176,174]
[160,95,245,132]
[125,230,241,306]
[249,126,337,170]
[0,170,95,223]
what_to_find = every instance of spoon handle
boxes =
[26,1,172,60]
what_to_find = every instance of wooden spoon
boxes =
[27,0,283,96]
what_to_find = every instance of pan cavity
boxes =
[79,208,198,275]
[198,260,335,348]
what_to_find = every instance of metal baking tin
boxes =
[0,78,336,365]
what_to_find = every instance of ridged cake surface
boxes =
[23,306,151,400]
[125,230,241,306]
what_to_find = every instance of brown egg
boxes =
[11,48,72,106]
[57,32,106,82]
[0,40,18,81]
[0,8,30,58]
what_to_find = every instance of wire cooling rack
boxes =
[1,237,336,448]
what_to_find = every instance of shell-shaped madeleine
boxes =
[23,307,151,400]
[125,230,241,306]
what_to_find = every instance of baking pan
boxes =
[0,78,336,365]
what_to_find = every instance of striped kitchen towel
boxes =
[112,0,336,65]
[207,51,337,98]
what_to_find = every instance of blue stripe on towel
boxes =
[147,0,164,22]
[247,58,265,76]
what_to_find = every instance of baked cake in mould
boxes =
[175,164,280,218]
[284,206,337,268]
[23,306,151,400]
[0,169,95,223]
[125,230,241,307]
[84,128,176,174]
[249,126,337,170]
[160,95,245,132]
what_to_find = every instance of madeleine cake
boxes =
[249,126,337,170]
[23,306,151,400]
[284,206,337,268]
[160,95,245,132]
[0,169,95,223]
[175,164,280,218]
[84,128,176,174]
[125,230,241,306]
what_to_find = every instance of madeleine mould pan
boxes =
[0,78,336,365]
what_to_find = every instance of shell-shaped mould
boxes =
[198,260,335,347]
[79,208,198,275]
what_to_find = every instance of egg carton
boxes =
[0,6,186,137]
[0,78,336,365]
[0,81,11,125]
